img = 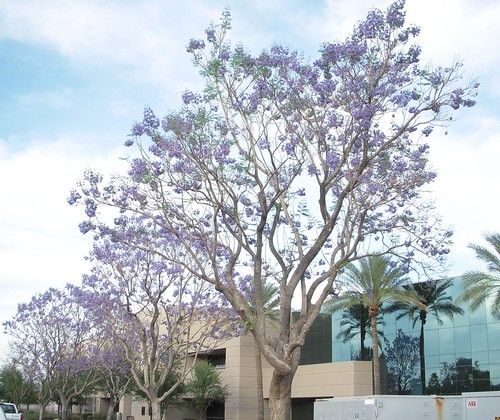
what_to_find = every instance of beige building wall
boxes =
[287,361,373,398]
[221,333,372,419]
[118,333,373,420]
[222,333,263,420]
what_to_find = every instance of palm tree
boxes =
[330,255,426,394]
[458,233,500,318]
[324,302,384,361]
[337,304,371,361]
[386,278,463,394]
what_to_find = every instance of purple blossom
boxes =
[67,190,82,205]
[143,107,160,129]
[386,0,406,28]
[131,123,145,136]
[186,38,205,52]
[205,26,216,43]
[79,220,94,234]
[181,90,202,105]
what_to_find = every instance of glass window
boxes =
[439,353,456,365]
[425,329,439,356]
[455,353,472,364]
[471,351,490,367]
[425,314,439,330]
[426,355,440,369]
[471,324,488,352]
[438,328,454,355]
[487,322,500,350]
[454,326,471,353]
[395,315,412,332]
[425,368,441,394]
[490,363,500,377]
[489,350,500,363]
[489,363,500,387]
[469,305,487,325]
[485,296,499,323]
[453,303,470,327]
[332,341,350,362]
[384,315,397,337]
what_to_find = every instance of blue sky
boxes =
[1,0,499,360]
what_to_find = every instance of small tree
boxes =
[131,370,186,419]
[186,361,229,420]
[89,345,134,420]
[0,360,36,406]
[9,342,53,420]
[385,329,419,394]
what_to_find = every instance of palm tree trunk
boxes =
[370,311,381,394]
[360,322,366,361]
[420,321,426,395]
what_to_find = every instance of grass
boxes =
[22,412,107,420]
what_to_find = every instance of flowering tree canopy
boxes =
[3,286,101,420]
[75,214,239,420]
[69,2,477,418]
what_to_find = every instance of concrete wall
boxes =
[222,333,263,420]
[118,333,373,420]
[223,334,372,419]
[288,361,373,398]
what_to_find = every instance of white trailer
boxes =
[314,391,500,420]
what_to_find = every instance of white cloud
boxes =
[0,134,128,359]
[0,0,223,89]
[0,0,499,361]
[428,111,500,275]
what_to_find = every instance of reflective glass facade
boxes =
[331,276,500,395]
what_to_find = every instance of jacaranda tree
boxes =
[75,214,239,420]
[4,286,101,420]
[7,342,53,420]
[87,344,133,420]
[69,2,477,418]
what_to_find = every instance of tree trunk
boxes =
[360,322,366,361]
[150,400,161,420]
[255,343,265,420]
[106,398,118,420]
[59,396,70,420]
[61,398,69,420]
[420,320,426,395]
[37,407,45,420]
[370,311,381,394]
[268,369,295,420]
